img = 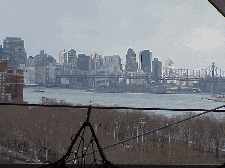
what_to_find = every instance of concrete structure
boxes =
[126,48,136,72]
[0,60,24,102]
[139,50,152,74]
[2,37,27,70]
[152,58,162,83]
[102,55,121,74]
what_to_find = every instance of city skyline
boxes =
[0,37,223,71]
[0,0,224,69]
[1,37,224,70]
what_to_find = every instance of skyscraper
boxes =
[46,55,57,66]
[68,49,77,64]
[164,57,174,76]
[92,51,97,60]
[59,49,67,65]
[3,37,27,70]
[126,47,136,72]
[34,50,47,67]
[139,50,152,74]
[94,55,103,72]
[0,45,3,59]
[27,56,35,67]
[152,58,162,83]
[103,55,121,74]
[77,54,90,72]
[89,51,97,72]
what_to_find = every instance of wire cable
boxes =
[73,104,225,159]
[1,102,225,112]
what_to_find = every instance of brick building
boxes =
[0,60,24,102]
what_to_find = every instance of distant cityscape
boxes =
[0,37,164,85]
[0,37,225,102]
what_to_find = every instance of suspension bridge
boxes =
[57,62,225,80]
[56,62,225,94]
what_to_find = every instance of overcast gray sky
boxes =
[0,0,224,69]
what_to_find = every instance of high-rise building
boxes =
[46,55,57,66]
[0,60,24,102]
[33,50,56,67]
[3,37,27,70]
[94,55,103,72]
[103,55,121,74]
[23,67,36,85]
[89,51,97,72]
[68,49,77,64]
[0,45,3,59]
[59,49,67,65]
[27,56,35,67]
[92,51,97,60]
[139,50,152,74]
[35,67,45,85]
[152,58,162,83]
[164,57,174,76]
[77,54,90,72]
[126,47,136,72]
[34,50,47,67]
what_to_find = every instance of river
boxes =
[23,87,225,117]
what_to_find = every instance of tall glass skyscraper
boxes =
[139,50,152,74]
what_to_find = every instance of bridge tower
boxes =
[211,62,215,95]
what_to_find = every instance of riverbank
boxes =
[24,83,203,94]
[92,84,202,94]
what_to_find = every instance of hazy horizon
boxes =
[0,0,224,69]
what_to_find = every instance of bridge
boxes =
[57,62,225,80]
[55,62,225,94]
